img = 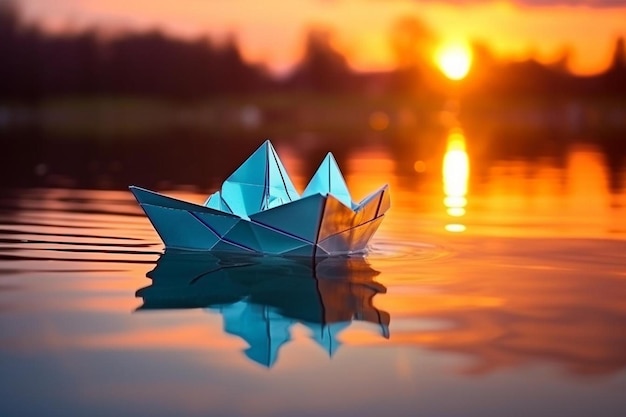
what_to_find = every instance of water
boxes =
[1,134,626,416]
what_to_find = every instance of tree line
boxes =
[1,3,625,102]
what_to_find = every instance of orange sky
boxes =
[17,0,626,75]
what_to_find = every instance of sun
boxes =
[435,41,473,81]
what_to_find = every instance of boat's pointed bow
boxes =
[128,185,155,205]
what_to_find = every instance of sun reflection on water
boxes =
[443,129,470,233]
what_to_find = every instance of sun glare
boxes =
[443,129,469,232]
[436,42,473,81]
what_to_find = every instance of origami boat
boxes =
[130,140,389,256]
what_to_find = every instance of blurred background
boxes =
[2,5,626,413]
[0,0,625,216]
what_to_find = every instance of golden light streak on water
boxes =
[442,129,469,233]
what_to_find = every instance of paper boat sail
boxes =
[130,140,390,256]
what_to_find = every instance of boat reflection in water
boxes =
[136,251,390,367]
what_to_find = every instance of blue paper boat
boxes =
[130,140,389,256]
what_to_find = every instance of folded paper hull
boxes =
[130,186,388,256]
[130,140,389,256]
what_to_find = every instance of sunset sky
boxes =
[15,0,626,75]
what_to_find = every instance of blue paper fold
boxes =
[130,140,390,256]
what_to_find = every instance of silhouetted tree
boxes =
[389,17,433,71]
[0,2,19,97]
[387,17,437,95]
[600,36,626,95]
[288,29,354,93]
[549,47,573,74]
[610,37,626,71]
[0,3,271,101]
[38,32,100,95]
[0,2,43,100]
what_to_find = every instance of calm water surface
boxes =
[1,138,626,417]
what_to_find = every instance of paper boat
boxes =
[130,140,389,256]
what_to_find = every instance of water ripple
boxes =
[367,238,453,262]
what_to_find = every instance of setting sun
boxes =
[435,42,473,81]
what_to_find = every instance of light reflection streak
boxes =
[443,129,469,232]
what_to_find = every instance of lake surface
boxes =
[1,134,626,416]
